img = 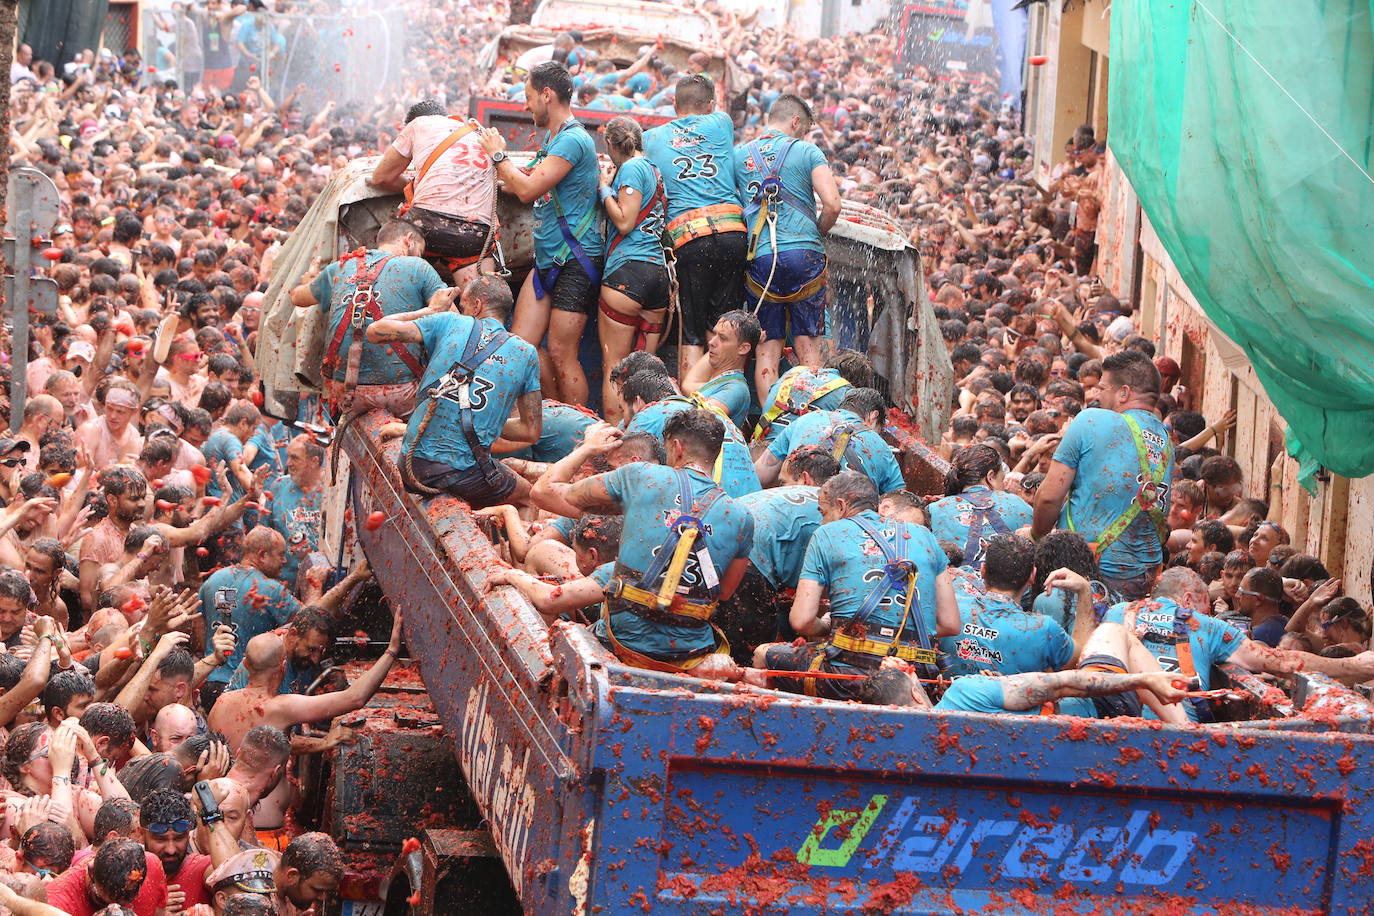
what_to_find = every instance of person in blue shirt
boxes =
[487,515,623,624]
[935,664,1187,717]
[560,409,755,676]
[681,310,758,433]
[262,435,324,590]
[643,74,747,372]
[224,605,334,696]
[750,471,958,703]
[755,387,903,495]
[479,62,604,407]
[939,534,1076,678]
[596,117,669,421]
[242,419,286,477]
[750,349,871,454]
[368,277,543,509]
[716,446,838,660]
[733,94,842,402]
[289,220,443,417]
[1033,350,1174,599]
[620,370,760,498]
[505,399,598,464]
[928,444,1033,567]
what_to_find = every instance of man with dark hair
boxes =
[370,100,497,286]
[46,836,168,915]
[140,787,212,910]
[290,218,445,418]
[368,272,542,508]
[1185,518,1235,569]
[734,93,842,401]
[1234,566,1289,646]
[643,73,748,372]
[681,310,759,431]
[79,703,139,770]
[223,725,293,835]
[479,61,604,406]
[262,434,325,588]
[79,466,149,612]
[555,409,755,675]
[225,605,334,696]
[23,537,67,627]
[755,387,904,494]
[1033,349,1174,600]
[275,832,344,912]
[751,349,870,455]
[750,471,957,702]
[42,669,95,726]
[1198,454,1244,517]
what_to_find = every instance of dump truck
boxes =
[256,157,1374,916]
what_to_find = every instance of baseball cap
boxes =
[0,438,31,458]
[208,849,278,894]
[1154,356,1181,383]
[67,340,96,363]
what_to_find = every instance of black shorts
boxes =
[537,258,602,315]
[406,456,517,509]
[405,208,491,261]
[602,261,670,309]
[675,231,748,346]
[1078,653,1143,719]
[714,565,784,665]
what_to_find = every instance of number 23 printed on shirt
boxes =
[673,153,719,181]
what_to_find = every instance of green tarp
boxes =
[1109,0,1374,490]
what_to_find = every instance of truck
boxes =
[256,161,1374,916]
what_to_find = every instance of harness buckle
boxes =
[348,288,377,328]
[429,372,467,403]
[885,559,915,586]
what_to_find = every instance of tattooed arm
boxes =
[999,669,1186,712]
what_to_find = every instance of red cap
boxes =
[1154,356,1181,381]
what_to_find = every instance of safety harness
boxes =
[751,371,849,445]
[398,119,480,217]
[823,420,869,478]
[958,488,1011,568]
[399,118,501,276]
[599,163,668,350]
[320,251,425,407]
[665,203,747,249]
[601,469,732,672]
[400,318,511,496]
[532,121,601,300]
[1068,413,1172,559]
[1119,598,1212,721]
[742,135,823,313]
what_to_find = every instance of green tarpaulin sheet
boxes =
[1109,0,1374,490]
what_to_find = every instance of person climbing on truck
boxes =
[733,93,842,402]
[557,408,754,677]
[368,276,543,508]
[288,219,444,419]
[487,515,624,623]
[1033,349,1174,600]
[750,348,871,456]
[368,100,499,287]
[643,73,748,375]
[928,444,1032,568]
[596,116,670,420]
[754,387,903,494]
[749,471,959,702]
[478,61,604,407]
[680,310,759,433]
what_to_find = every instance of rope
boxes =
[750,209,780,316]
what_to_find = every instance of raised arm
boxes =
[268,613,402,726]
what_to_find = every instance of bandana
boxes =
[104,388,141,410]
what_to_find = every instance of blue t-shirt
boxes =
[733,130,826,255]
[627,398,761,498]
[605,157,666,275]
[1102,597,1244,720]
[264,477,322,588]
[593,464,754,658]
[733,485,822,589]
[935,676,1095,718]
[756,366,851,446]
[928,486,1033,566]
[644,111,741,220]
[1053,407,1174,578]
[310,251,442,385]
[245,423,285,476]
[202,428,244,502]
[532,120,604,269]
[507,400,596,463]
[199,565,300,684]
[938,566,1073,677]
[696,371,751,431]
[800,510,946,637]
[402,314,541,472]
[767,409,903,495]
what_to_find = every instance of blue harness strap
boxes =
[637,469,726,596]
[825,422,869,478]
[531,120,602,299]
[847,515,934,656]
[1171,601,1215,723]
[959,489,1011,568]
[423,319,510,473]
[742,137,818,227]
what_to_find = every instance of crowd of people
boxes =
[2,0,1373,911]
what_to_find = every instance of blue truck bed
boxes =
[344,411,1374,915]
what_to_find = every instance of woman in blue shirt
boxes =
[927,444,1032,567]
[597,116,669,421]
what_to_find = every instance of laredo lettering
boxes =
[461,683,537,895]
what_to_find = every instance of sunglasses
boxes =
[175,352,204,361]
[145,818,193,835]
[0,458,23,468]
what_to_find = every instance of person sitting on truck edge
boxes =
[618,369,761,498]
[755,387,904,495]
[733,92,842,402]
[597,117,670,421]
[938,534,1080,679]
[369,275,543,508]
[1033,349,1174,600]
[681,310,759,433]
[288,219,445,419]
[478,61,604,407]
[718,446,839,661]
[749,471,959,703]
[555,409,755,677]
[487,515,624,624]
[750,349,871,455]
[643,73,748,375]
[1104,567,1374,721]
[928,444,1032,569]
[368,100,499,288]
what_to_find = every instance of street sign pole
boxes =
[4,168,61,433]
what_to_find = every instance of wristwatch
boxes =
[490,150,507,164]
